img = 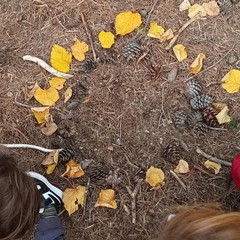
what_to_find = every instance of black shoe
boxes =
[27,171,63,213]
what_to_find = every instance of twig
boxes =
[166,14,201,50]
[170,170,187,191]
[184,45,235,82]
[23,55,73,79]
[82,177,91,219]
[196,147,232,167]
[207,126,227,131]
[193,164,223,178]
[80,13,97,62]
[144,0,159,32]
[14,92,32,108]
[126,179,143,224]
[124,153,139,169]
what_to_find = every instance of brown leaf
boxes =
[61,160,85,178]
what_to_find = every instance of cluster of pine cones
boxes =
[172,80,220,137]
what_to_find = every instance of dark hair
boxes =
[157,204,240,240]
[0,149,41,239]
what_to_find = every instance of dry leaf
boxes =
[50,44,72,73]
[98,31,115,49]
[23,82,40,102]
[115,11,142,36]
[31,107,50,124]
[216,106,231,124]
[41,121,58,136]
[159,28,174,42]
[49,77,66,90]
[71,39,89,62]
[188,4,207,18]
[212,102,227,112]
[174,159,190,174]
[41,150,59,174]
[204,160,221,174]
[147,22,165,39]
[95,189,117,209]
[34,87,59,106]
[189,53,206,74]
[221,69,240,93]
[146,166,165,187]
[63,186,85,215]
[173,44,187,62]
[46,163,57,174]
[64,87,73,103]
[202,1,220,16]
[61,160,85,178]
[179,0,191,11]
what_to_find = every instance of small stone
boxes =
[167,67,178,82]
[140,10,148,17]
[227,53,238,65]
[7,92,13,97]
[67,100,80,110]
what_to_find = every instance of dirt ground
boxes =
[1,0,240,239]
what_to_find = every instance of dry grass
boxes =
[1,0,240,239]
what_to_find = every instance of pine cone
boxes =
[122,41,141,61]
[186,111,203,128]
[187,80,202,98]
[190,94,213,110]
[217,0,234,14]
[162,142,181,160]
[192,122,209,137]
[86,164,110,183]
[82,59,97,72]
[203,107,218,127]
[58,120,77,138]
[59,148,75,164]
[172,110,188,127]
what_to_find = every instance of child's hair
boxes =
[0,148,41,239]
[157,204,240,240]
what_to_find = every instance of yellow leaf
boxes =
[95,189,117,209]
[61,160,85,178]
[147,22,165,39]
[64,87,73,103]
[204,160,221,174]
[42,150,59,174]
[221,69,240,93]
[188,4,207,18]
[49,77,66,90]
[23,82,40,102]
[179,0,191,11]
[71,39,89,62]
[63,186,85,215]
[41,121,58,136]
[34,87,59,106]
[50,44,72,73]
[159,28,174,42]
[115,11,142,36]
[216,106,231,124]
[98,31,115,49]
[173,44,187,62]
[31,106,50,124]
[174,159,190,174]
[46,163,57,174]
[189,53,206,74]
[202,1,220,16]
[146,166,165,187]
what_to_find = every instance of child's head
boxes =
[0,149,41,239]
[157,204,240,240]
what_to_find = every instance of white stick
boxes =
[0,143,61,153]
[23,55,73,79]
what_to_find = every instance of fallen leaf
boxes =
[34,87,59,106]
[71,39,89,62]
[216,106,231,124]
[146,166,165,187]
[61,160,85,178]
[46,163,57,174]
[49,77,66,90]
[173,44,187,62]
[98,31,115,48]
[221,69,240,93]
[159,28,174,42]
[174,159,190,174]
[50,44,72,73]
[115,11,142,36]
[63,186,85,215]
[212,102,227,112]
[64,86,73,103]
[188,4,207,18]
[31,107,50,124]
[189,53,206,74]
[147,22,165,39]
[179,0,191,11]
[23,82,40,102]
[204,160,221,174]
[42,150,59,174]
[202,1,220,16]
[41,121,58,136]
[95,189,117,209]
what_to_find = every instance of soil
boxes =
[1,0,240,239]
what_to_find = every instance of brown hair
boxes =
[0,149,41,239]
[157,204,240,240]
